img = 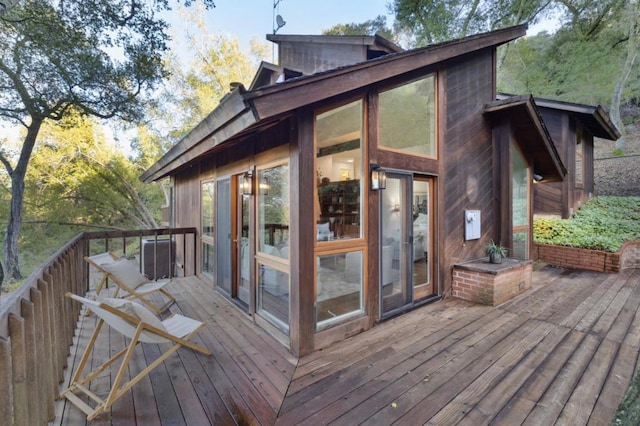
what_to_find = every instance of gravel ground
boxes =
[594,123,640,197]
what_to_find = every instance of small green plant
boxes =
[486,239,508,263]
[612,148,625,156]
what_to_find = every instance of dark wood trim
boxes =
[290,109,314,356]
[367,91,380,323]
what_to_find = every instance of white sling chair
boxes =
[87,256,176,314]
[61,293,211,421]
[84,251,120,295]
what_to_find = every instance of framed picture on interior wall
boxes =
[340,168,350,181]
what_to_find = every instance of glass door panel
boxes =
[381,174,411,315]
[236,175,251,307]
[216,178,232,295]
[412,178,433,300]
[381,173,436,318]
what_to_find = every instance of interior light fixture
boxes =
[533,173,543,183]
[370,165,387,190]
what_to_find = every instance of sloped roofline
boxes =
[142,25,527,183]
[498,93,621,140]
[485,94,567,182]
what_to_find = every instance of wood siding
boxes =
[441,51,497,297]
[536,109,596,218]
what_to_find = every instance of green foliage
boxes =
[486,240,508,256]
[391,0,552,46]
[323,15,395,41]
[613,366,640,425]
[533,197,640,252]
[613,148,625,156]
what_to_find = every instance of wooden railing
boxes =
[0,227,197,425]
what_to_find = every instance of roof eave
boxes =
[484,95,567,182]
[141,88,257,183]
[248,25,527,121]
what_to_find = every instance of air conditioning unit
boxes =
[141,238,175,280]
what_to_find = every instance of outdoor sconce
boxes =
[533,173,544,183]
[240,171,253,195]
[370,165,387,190]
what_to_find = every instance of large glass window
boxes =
[315,99,363,241]
[378,75,436,157]
[512,144,530,260]
[201,180,215,278]
[257,162,290,333]
[316,250,364,328]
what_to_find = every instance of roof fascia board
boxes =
[532,97,621,140]
[250,26,526,120]
[485,95,567,180]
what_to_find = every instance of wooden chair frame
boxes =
[87,255,176,314]
[61,293,211,421]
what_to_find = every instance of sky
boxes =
[195,0,394,49]
[169,0,559,57]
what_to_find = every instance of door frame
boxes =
[379,171,438,319]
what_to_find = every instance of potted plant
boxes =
[486,240,508,264]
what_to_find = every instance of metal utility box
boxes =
[142,238,175,280]
[465,210,481,241]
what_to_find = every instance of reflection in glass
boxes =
[379,75,436,157]
[258,164,290,259]
[257,262,289,332]
[202,181,214,238]
[316,251,364,327]
[512,143,529,259]
[315,100,363,241]
[202,242,214,278]
[381,177,410,314]
[238,190,250,305]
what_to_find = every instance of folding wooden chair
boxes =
[84,251,120,295]
[93,257,176,314]
[61,293,211,421]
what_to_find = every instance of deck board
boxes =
[54,264,640,425]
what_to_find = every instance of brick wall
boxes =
[452,260,533,306]
[533,243,621,273]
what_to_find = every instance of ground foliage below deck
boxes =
[533,196,640,252]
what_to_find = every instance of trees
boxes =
[0,0,214,281]
[391,0,553,46]
[322,15,395,41]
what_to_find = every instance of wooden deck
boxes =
[54,264,640,425]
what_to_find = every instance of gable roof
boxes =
[533,97,621,140]
[142,25,527,183]
[484,94,567,182]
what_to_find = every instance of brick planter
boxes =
[532,243,639,273]
[452,258,533,306]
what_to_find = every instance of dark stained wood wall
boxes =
[440,50,497,297]
[535,109,596,219]
[278,41,368,76]
[173,164,201,276]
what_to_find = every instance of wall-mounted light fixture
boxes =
[533,173,544,183]
[240,170,253,195]
[370,164,387,190]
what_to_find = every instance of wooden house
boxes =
[528,97,620,218]
[142,25,566,356]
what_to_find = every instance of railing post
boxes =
[0,336,13,426]
[9,313,29,426]
[37,279,56,420]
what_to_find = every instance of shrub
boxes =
[533,196,640,252]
